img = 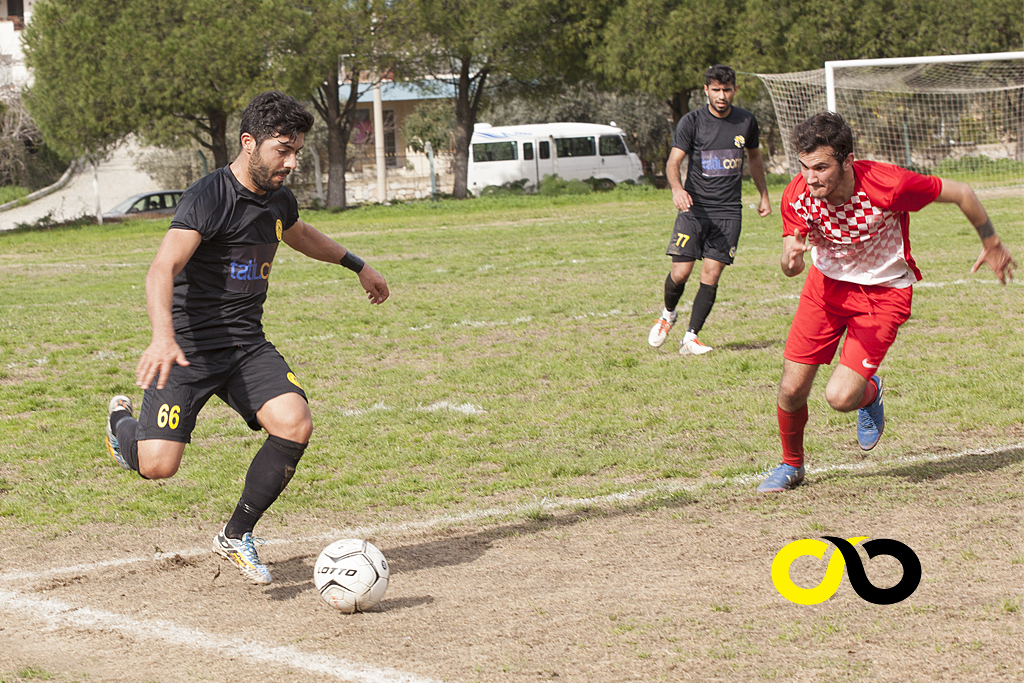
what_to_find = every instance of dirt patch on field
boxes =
[1,448,1023,682]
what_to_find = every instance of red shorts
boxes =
[784,266,913,379]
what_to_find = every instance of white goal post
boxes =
[758,52,1024,188]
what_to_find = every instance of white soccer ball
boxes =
[313,539,389,613]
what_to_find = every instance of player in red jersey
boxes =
[758,112,1016,492]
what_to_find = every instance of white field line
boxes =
[2,441,1020,585]
[0,588,441,683]
[0,443,1019,683]
[339,401,485,417]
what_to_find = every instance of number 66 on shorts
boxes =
[156,403,180,430]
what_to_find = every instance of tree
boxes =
[118,0,280,168]
[24,0,280,169]
[408,0,590,198]
[587,0,744,125]
[22,0,135,162]
[276,0,404,209]
[402,98,455,156]
[733,0,1023,73]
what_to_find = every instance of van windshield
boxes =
[599,136,627,156]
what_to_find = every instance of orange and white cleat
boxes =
[679,337,713,356]
[648,316,675,348]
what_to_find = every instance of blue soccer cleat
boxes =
[757,463,805,493]
[857,375,884,451]
[213,528,273,585]
[105,395,133,470]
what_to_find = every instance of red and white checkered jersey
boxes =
[782,160,942,287]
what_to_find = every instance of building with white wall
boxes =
[0,0,33,89]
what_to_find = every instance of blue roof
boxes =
[354,80,457,103]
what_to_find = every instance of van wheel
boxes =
[594,178,616,192]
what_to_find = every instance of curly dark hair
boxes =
[705,65,736,87]
[792,112,854,162]
[239,91,314,148]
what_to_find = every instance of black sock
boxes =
[688,283,719,335]
[664,273,686,313]
[113,414,142,474]
[224,435,307,539]
[110,410,130,434]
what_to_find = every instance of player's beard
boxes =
[249,148,288,193]
[808,161,846,201]
[824,162,846,200]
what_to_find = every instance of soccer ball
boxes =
[313,539,389,613]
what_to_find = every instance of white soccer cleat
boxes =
[679,337,713,356]
[648,317,675,347]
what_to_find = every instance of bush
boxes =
[0,95,68,190]
[583,177,617,192]
[538,174,592,196]
[0,185,29,204]
[612,180,659,194]
[480,178,530,197]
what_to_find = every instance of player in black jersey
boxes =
[648,65,771,356]
[104,92,389,584]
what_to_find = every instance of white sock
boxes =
[683,330,697,343]
[662,308,677,322]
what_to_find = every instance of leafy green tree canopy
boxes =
[24,0,282,168]
[22,0,135,161]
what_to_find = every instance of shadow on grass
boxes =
[821,445,1024,485]
[384,491,697,576]
[720,338,784,352]
[265,492,698,605]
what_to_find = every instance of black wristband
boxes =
[974,219,995,240]
[340,251,365,273]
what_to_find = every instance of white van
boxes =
[467,122,644,195]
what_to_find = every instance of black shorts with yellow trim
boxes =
[136,339,307,443]
[666,210,742,265]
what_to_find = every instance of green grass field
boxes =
[0,186,1020,530]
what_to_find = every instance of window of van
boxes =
[473,141,518,162]
[599,135,627,156]
[523,142,534,160]
[539,141,550,159]
[555,137,596,158]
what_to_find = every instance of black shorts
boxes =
[666,211,742,265]
[136,340,307,443]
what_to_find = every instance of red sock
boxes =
[778,404,808,468]
[856,377,879,410]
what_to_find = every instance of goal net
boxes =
[757,52,1024,189]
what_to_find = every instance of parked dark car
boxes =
[103,190,183,220]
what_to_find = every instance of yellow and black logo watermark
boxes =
[771,536,921,605]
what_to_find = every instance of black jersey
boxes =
[673,106,760,219]
[168,166,300,352]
